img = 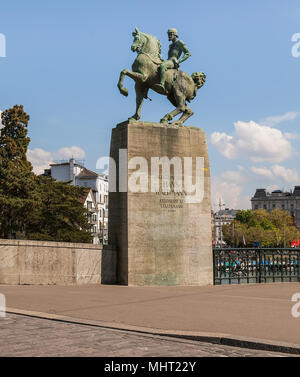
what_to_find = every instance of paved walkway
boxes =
[1,283,300,353]
[0,313,288,357]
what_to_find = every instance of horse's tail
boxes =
[191,72,206,89]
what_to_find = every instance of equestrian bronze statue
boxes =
[117,28,206,126]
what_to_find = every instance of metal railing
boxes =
[213,248,300,285]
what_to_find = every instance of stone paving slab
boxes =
[0,283,300,351]
[0,314,290,357]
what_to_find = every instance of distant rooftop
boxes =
[48,158,108,180]
[215,209,239,217]
[77,168,99,179]
[253,188,267,198]
[50,159,85,167]
[293,186,300,196]
[252,186,300,199]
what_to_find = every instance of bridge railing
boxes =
[213,248,300,285]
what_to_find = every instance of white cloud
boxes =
[220,170,247,184]
[27,148,54,175]
[27,146,86,175]
[210,132,236,159]
[250,166,274,179]
[55,146,86,160]
[250,165,300,184]
[211,120,294,163]
[261,111,299,126]
[211,177,251,210]
[270,165,300,183]
[212,169,249,210]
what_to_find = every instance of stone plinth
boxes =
[107,121,213,286]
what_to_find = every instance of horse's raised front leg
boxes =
[118,70,129,97]
[126,69,147,82]
[129,83,147,121]
[117,69,148,97]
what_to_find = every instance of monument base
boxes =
[106,120,213,286]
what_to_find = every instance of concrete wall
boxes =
[0,239,102,285]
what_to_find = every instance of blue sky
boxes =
[0,0,299,210]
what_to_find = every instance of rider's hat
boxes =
[167,28,178,37]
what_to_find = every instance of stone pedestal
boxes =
[106,121,213,286]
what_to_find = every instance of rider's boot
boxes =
[157,68,168,94]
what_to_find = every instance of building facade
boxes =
[45,158,108,244]
[213,209,238,246]
[80,188,99,243]
[251,186,300,228]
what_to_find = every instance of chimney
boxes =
[69,158,75,185]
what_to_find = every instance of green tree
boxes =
[235,209,253,224]
[223,209,300,247]
[0,105,91,243]
[0,105,38,238]
[26,176,92,243]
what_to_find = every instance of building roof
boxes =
[79,187,92,204]
[50,160,84,168]
[79,187,97,209]
[215,209,239,217]
[76,168,99,179]
[293,186,300,197]
[253,189,267,198]
[252,186,300,200]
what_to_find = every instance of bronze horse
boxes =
[117,28,206,126]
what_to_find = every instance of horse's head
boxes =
[131,27,145,53]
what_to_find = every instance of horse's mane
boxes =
[140,32,162,60]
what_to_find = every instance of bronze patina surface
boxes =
[117,28,206,126]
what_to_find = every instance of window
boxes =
[263,205,267,209]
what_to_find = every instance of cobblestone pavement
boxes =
[0,313,293,357]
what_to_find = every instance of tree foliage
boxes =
[25,176,92,243]
[0,105,38,238]
[0,105,91,243]
[223,209,300,247]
